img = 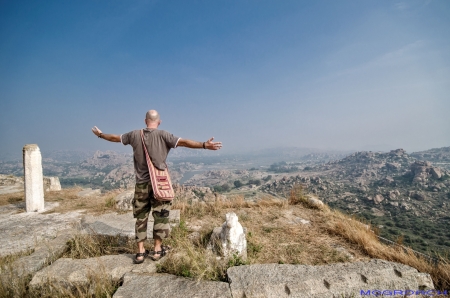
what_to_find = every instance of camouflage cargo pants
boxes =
[132,182,172,243]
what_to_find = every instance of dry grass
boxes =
[0,187,123,215]
[0,192,25,207]
[0,250,34,298]
[321,208,450,290]
[26,272,119,298]
[63,234,136,259]
[159,193,365,281]
[286,185,450,290]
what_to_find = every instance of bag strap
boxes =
[140,129,153,169]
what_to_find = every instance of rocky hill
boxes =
[411,146,450,171]
[261,149,450,255]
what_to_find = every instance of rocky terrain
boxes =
[260,149,450,255]
[1,147,449,256]
[411,146,450,171]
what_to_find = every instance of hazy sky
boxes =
[1,0,449,158]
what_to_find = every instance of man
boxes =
[91,110,222,263]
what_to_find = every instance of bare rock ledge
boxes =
[30,254,158,290]
[113,273,232,298]
[227,259,434,298]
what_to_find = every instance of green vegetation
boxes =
[233,180,243,188]
[247,179,261,186]
[268,161,299,173]
[262,175,272,182]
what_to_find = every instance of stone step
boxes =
[113,272,232,298]
[227,259,434,298]
[30,254,158,290]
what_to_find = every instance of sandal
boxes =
[133,249,149,264]
[149,246,171,261]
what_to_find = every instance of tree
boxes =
[263,175,272,182]
[234,180,243,188]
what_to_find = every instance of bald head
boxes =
[145,110,161,128]
[146,110,160,121]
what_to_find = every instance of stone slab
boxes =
[227,259,434,298]
[30,254,157,289]
[82,210,180,238]
[0,203,82,257]
[12,230,76,276]
[113,272,232,298]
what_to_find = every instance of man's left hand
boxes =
[91,126,102,137]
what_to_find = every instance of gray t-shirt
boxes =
[121,129,180,183]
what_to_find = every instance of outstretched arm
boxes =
[91,126,121,143]
[177,137,222,150]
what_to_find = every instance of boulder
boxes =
[113,273,232,298]
[307,196,325,209]
[115,189,134,210]
[400,202,411,210]
[43,177,61,191]
[373,194,384,204]
[412,192,427,201]
[387,191,397,200]
[227,259,434,298]
[430,167,442,179]
[208,212,247,260]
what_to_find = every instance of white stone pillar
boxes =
[23,144,45,212]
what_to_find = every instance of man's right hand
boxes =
[204,137,222,150]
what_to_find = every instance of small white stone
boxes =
[208,212,247,260]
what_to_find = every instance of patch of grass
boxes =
[288,184,307,205]
[227,253,248,267]
[7,196,23,204]
[63,234,136,259]
[247,241,263,258]
[104,196,116,208]
[0,250,34,298]
[156,224,229,281]
[26,273,119,298]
